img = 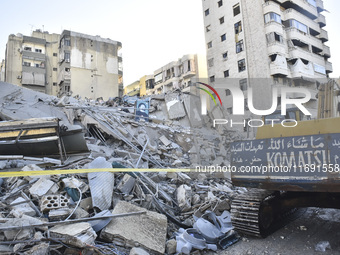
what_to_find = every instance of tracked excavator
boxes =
[230,79,340,237]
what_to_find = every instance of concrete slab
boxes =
[49,222,97,248]
[101,201,167,254]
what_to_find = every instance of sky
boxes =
[0,0,339,86]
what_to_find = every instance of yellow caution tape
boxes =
[0,168,192,178]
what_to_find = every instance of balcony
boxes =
[288,59,315,78]
[267,42,287,56]
[288,47,312,62]
[322,45,330,58]
[317,29,328,42]
[315,0,324,12]
[285,27,323,50]
[277,0,318,19]
[283,8,320,32]
[316,14,326,27]
[263,1,282,14]
[182,70,196,79]
[325,61,333,73]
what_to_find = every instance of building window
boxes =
[221,34,226,42]
[283,19,308,34]
[188,60,191,71]
[224,70,230,78]
[233,4,240,16]
[207,41,212,49]
[64,52,70,62]
[234,21,242,34]
[218,0,223,7]
[236,40,244,53]
[210,75,215,82]
[24,47,32,51]
[238,59,246,72]
[266,32,284,44]
[64,39,71,46]
[23,61,31,67]
[239,78,247,90]
[206,25,211,32]
[205,9,210,16]
[264,12,282,24]
[208,58,214,67]
[222,51,228,60]
[53,82,57,86]
[35,64,40,68]
[226,90,231,96]
[219,16,224,24]
[53,67,57,71]
[53,53,58,57]
[35,49,42,53]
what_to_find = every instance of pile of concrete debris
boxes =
[0,82,244,254]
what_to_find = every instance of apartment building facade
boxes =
[152,54,207,95]
[3,30,122,100]
[58,30,122,99]
[202,0,332,116]
[125,54,207,97]
[124,75,155,97]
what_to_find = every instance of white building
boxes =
[202,0,332,116]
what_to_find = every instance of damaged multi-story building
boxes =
[153,54,207,95]
[125,54,207,97]
[202,0,332,117]
[2,29,123,100]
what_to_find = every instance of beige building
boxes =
[202,0,332,116]
[58,30,122,99]
[4,32,53,94]
[3,30,122,99]
[152,54,207,95]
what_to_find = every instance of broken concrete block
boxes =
[101,201,167,254]
[159,135,171,146]
[166,172,178,180]
[10,197,36,217]
[40,194,69,213]
[0,245,12,253]
[23,242,49,255]
[79,197,93,211]
[130,247,150,255]
[50,222,97,248]
[2,218,34,240]
[166,239,177,255]
[74,207,90,218]
[29,178,58,197]
[21,164,44,181]
[171,159,182,166]
[176,185,192,212]
[117,174,136,194]
[192,194,201,205]
[48,208,72,221]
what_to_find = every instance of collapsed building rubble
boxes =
[0,81,245,254]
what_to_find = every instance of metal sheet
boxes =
[88,157,115,211]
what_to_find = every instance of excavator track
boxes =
[231,189,304,237]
